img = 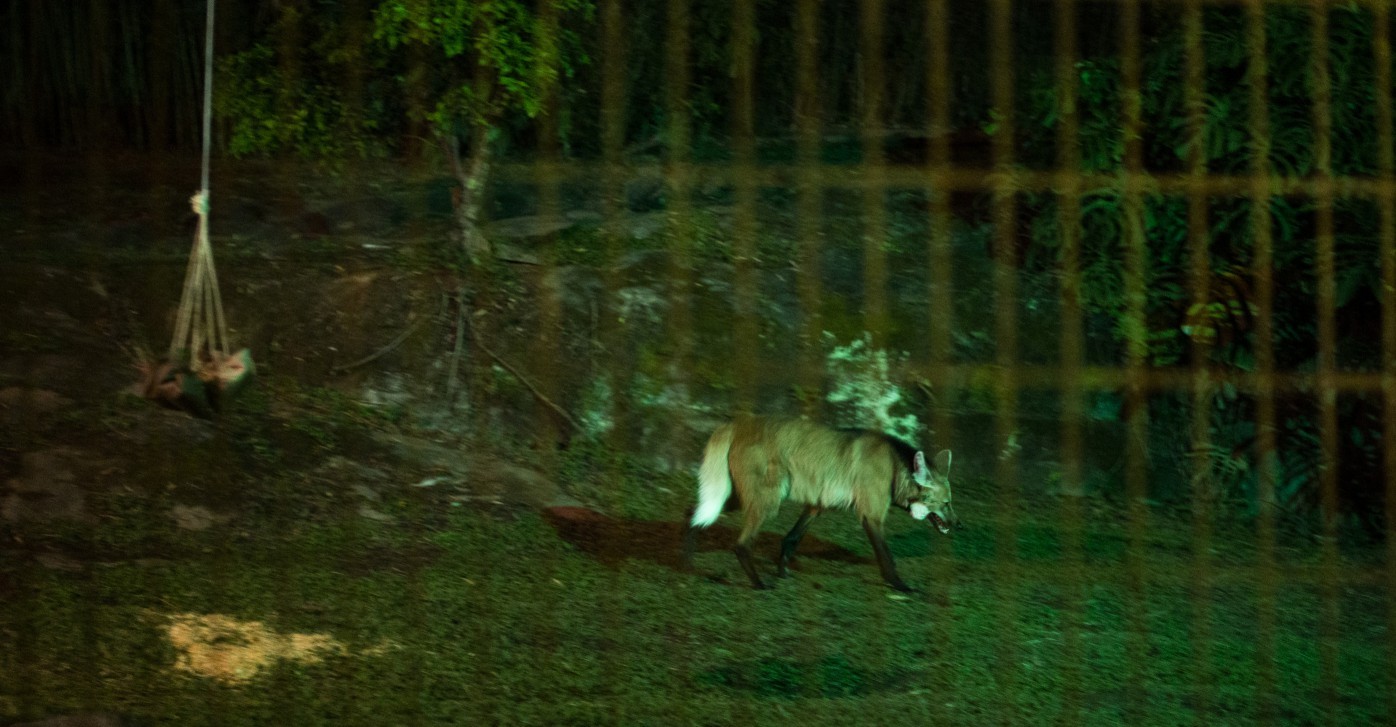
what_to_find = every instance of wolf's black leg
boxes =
[681,506,699,570]
[734,542,770,589]
[777,506,820,577]
[862,517,913,592]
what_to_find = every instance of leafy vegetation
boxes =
[218,0,594,261]
[1017,5,1388,532]
[1,3,1390,722]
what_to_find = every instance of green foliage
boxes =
[372,0,592,134]
[1023,6,1387,341]
[219,0,594,158]
[218,4,397,158]
[1019,5,1388,520]
[1024,7,1383,177]
[1021,7,1386,368]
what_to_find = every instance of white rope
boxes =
[169,0,229,365]
[200,0,215,196]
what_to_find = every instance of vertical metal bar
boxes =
[861,0,889,348]
[81,1,109,698]
[87,0,110,149]
[84,0,111,269]
[794,0,823,419]
[14,3,47,704]
[1118,0,1152,719]
[596,0,633,717]
[988,0,1021,719]
[1243,2,1279,722]
[451,5,495,721]
[663,1,699,719]
[732,0,759,413]
[338,0,376,256]
[533,5,571,717]
[1308,3,1341,723]
[460,10,492,434]
[599,0,627,368]
[274,0,302,187]
[151,0,176,150]
[1181,1,1215,721]
[924,0,958,713]
[20,1,40,148]
[926,0,955,462]
[789,0,831,703]
[20,1,43,252]
[1373,5,1396,722]
[664,0,694,446]
[534,0,564,456]
[857,0,897,688]
[343,0,367,153]
[145,0,179,269]
[1053,0,1086,722]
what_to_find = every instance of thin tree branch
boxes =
[331,317,424,373]
[461,301,581,439]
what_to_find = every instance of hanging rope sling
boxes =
[138,0,254,417]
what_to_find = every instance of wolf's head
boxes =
[908,449,958,534]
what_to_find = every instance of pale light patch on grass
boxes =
[162,611,392,684]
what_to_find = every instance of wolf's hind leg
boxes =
[681,506,700,570]
[734,499,775,589]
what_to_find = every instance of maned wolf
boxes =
[682,416,957,591]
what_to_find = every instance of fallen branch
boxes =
[331,317,423,373]
[461,300,582,439]
[446,291,467,404]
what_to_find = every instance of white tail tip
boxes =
[690,424,734,527]
[691,499,724,528]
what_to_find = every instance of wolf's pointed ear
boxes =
[934,449,952,476]
[913,451,930,485]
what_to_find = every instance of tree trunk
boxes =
[446,123,494,264]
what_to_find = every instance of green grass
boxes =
[1,468,1390,726]
[0,375,1388,726]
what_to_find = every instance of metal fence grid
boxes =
[2,0,1395,724]
[492,0,1396,720]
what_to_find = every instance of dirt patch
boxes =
[0,387,73,414]
[163,612,393,685]
[1,448,99,524]
[168,504,229,531]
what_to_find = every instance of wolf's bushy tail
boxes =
[690,422,735,527]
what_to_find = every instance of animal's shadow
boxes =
[542,506,867,573]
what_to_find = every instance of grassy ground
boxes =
[0,158,1390,725]
[1,412,1390,726]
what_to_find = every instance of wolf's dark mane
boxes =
[880,434,920,471]
[836,427,920,472]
